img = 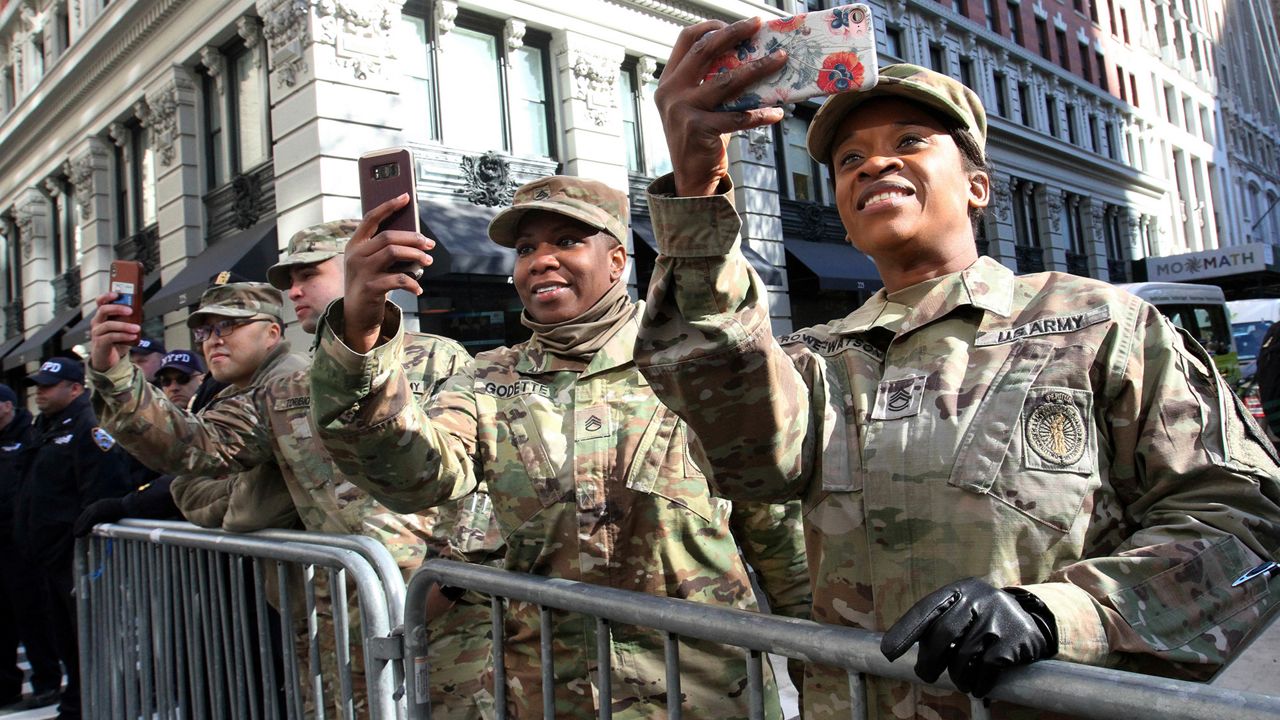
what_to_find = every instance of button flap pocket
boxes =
[510,396,569,508]
[949,340,1054,493]
[1022,386,1094,474]
[624,403,678,494]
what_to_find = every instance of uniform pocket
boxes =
[625,407,718,523]
[504,397,570,512]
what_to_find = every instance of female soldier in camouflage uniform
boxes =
[633,18,1280,720]
[309,177,809,719]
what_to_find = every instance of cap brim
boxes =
[266,251,341,290]
[806,78,973,164]
[186,307,265,328]
[487,203,612,248]
[28,372,62,386]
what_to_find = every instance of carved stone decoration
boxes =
[145,84,181,168]
[238,16,264,65]
[1089,203,1105,243]
[200,46,226,94]
[12,208,34,258]
[456,152,517,207]
[230,172,262,229]
[107,122,128,147]
[992,174,1012,223]
[1046,189,1063,233]
[504,19,526,52]
[68,153,97,219]
[566,50,620,127]
[799,203,826,242]
[42,177,62,197]
[637,56,659,85]
[738,126,772,161]
[261,0,311,88]
[313,0,398,82]
[434,0,458,36]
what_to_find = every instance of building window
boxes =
[203,39,270,189]
[1129,73,1139,106]
[991,71,1008,117]
[1067,107,1080,145]
[1012,181,1041,246]
[1055,29,1070,70]
[1088,0,1099,24]
[1095,52,1108,91]
[959,56,976,89]
[1073,0,1084,13]
[929,43,946,73]
[776,115,832,204]
[1045,94,1059,136]
[399,8,556,160]
[1088,113,1100,151]
[1017,82,1033,127]
[1079,42,1092,83]
[952,0,969,16]
[1065,195,1088,254]
[884,25,904,59]
[1,221,20,317]
[1105,121,1119,159]
[115,121,158,241]
[1036,18,1051,60]
[1117,64,1127,102]
[619,60,671,179]
[1106,0,1118,34]
[984,0,1000,32]
[3,64,15,110]
[48,178,80,275]
[1119,8,1131,43]
[1007,2,1023,45]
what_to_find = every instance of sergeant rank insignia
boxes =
[1026,391,1084,465]
[91,427,117,452]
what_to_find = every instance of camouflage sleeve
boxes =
[88,357,273,477]
[310,299,480,513]
[223,465,302,533]
[729,499,810,620]
[169,475,233,528]
[635,174,816,503]
[1023,303,1280,673]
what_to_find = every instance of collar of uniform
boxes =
[515,304,641,378]
[247,341,293,387]
[826,256,1013,336]
[39,392,90,427]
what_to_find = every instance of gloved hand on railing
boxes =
[73,497,127,537]
[880,577,1058,698]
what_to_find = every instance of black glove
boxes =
[72,497,128,538]
[880,577,1058,698]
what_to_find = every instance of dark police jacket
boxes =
[0,406,36,544]
[14,393,130,567]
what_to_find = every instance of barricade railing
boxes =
[407,559,1280,720]
[77,521,405,720]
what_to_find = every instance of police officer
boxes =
[636,22,1280,719]
[310,178,810,719]
[15,358,130,719]
[128,337,166,382]
[0,383,60,710]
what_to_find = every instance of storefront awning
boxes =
[3,306,82,371]
[631,215,785,286]
[0,333,24,364]
[145,221,279,317]
[785,239,883,292]
[420,201,514,277]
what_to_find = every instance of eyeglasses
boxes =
[157,373,194,388]
[193,318,270,343]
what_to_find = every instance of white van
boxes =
[1118,282,1241,387]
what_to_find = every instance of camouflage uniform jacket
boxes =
[167,345,305,531]
[634,178,1280,719]
[310,300,806,720]
[89,334,470,569]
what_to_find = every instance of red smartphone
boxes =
[109,260,145,335]
[708,4,878,111]
[358,147,424,279]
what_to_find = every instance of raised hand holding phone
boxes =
[706,4,878,111]
[358,147,425,279]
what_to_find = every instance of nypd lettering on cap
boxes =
[92,427,116,452]
[40,360,63,373]
[164,351,193,365]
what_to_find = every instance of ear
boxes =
[967,170,991,210]
[607,240,627,284]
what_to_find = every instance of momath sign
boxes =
[1145,242,1275,282]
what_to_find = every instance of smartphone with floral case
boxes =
[708,4,878,111]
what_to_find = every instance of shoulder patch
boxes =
[975,305,1111,347]
[272,396,311,411]
[91,427,116,452]
[778,331,886,361]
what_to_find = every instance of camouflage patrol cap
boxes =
[266,219,360,290]
[806,63,988,165]
[487,176,629,248]
[186,281,284,328]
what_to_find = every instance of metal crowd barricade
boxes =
[76,520,404,720]
[406,559,1280,720]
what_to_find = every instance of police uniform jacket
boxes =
[633,177,1280,720]
[14,393,130,568]
[0,407,36,544]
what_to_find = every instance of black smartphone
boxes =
[358,147,424,279]
[109,260,145,338]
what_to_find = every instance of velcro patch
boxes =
[273,396,311,411]
[779,332,885,361]
[91,427,116,451]
[871,374,927,420]
[975,305,1111,346]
